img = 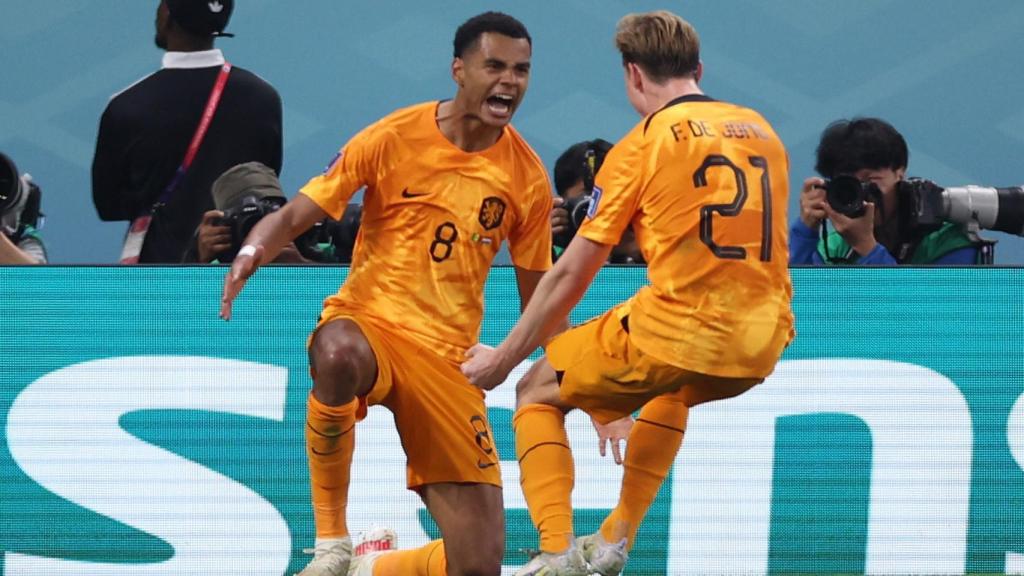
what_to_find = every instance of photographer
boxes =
[182,162,307,263]
[0,152,47,264]
[552,138,644,264]
[790,118,983,265]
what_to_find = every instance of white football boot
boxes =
[296,536,353,576]
[578,532,628,576]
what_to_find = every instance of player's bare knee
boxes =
[310,332,375,401]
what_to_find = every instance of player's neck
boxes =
[643,78,703,115]
[436,100,503,153]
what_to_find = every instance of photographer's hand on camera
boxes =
[799,177,828,228]
[824,200,878,256]
[550,196,570,236]
[197,210,232,263]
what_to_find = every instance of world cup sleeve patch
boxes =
[323,150,343,174]
[479,196,507,230]
[587,186,603,219]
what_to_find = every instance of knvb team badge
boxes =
[478,197,506,230]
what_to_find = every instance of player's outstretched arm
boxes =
[219,194,327,320]
[462,235,612,389]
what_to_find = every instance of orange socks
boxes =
[600,395,688,549]
[514,403,575,553]
[372,540,446,575]
[306,393,357,539]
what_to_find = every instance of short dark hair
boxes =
[815,117,909,179]
[453,12,531,58]
[553,139,614,197]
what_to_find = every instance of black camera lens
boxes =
[826,175,870,218]
[0,152,22,213]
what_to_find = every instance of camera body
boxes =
[822,175,882,218]
[553,193,594,249]
[295,203,363,264]
[215,194,285,262]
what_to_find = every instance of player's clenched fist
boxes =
[461,343,513,391]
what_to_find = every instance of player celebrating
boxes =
[220,12,552,576]
[462,10,794,576]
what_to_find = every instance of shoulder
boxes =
[383,101,436,128]
[503,124,547,178]
[358,101,434,143]
[104,70,164,113]
[227,66,280,97]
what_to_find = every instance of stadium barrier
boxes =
[1,266,1022,575]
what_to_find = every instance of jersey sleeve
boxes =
[508,172,554,271]
[577,136,643,245]
[299,124,385,220]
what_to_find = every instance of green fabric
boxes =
[816,222,978,264]
[906,222,978,264]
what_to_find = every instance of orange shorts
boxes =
[546,303,762,424]
[313,308,501,490]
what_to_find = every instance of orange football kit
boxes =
[301,101,552,502]
[548,94,795,422]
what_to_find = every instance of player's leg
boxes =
[512,359,589,575]
[594,392,688,547]
[584,373,761,576]
[298,317,380,575]
[357,482,502,576]
[514,358,579,547]
[352,346,507,575]
[574,391,687,576]
[428,482,506,576]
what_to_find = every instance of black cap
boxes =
[166,0,235,38]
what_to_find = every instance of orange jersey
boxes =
[580,95,794,378]
[300,102,553,362]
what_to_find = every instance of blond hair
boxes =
[615,11,700,83]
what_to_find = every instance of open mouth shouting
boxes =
[485,93,516,120]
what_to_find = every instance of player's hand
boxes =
[592,414,633,465]
[551,197,570,236]
[219,244,264,321]
[461,343,512,391]
[799,177,828,229]
[197,210,231,263]
[824,201,878,256]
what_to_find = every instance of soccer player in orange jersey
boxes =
[219,12,552,576]
[462,11,795,576]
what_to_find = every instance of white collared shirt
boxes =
[162,49,225,70]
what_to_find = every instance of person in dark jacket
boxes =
[92,0,282,263]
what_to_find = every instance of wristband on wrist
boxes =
[238,244,258,258]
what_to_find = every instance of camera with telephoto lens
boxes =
[215,195,285,262]
[899,178,1024,236]
[295,203,363,264]
[0,152,43,236]
[822,174,883,218]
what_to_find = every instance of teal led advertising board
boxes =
[1,266,1022,574]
